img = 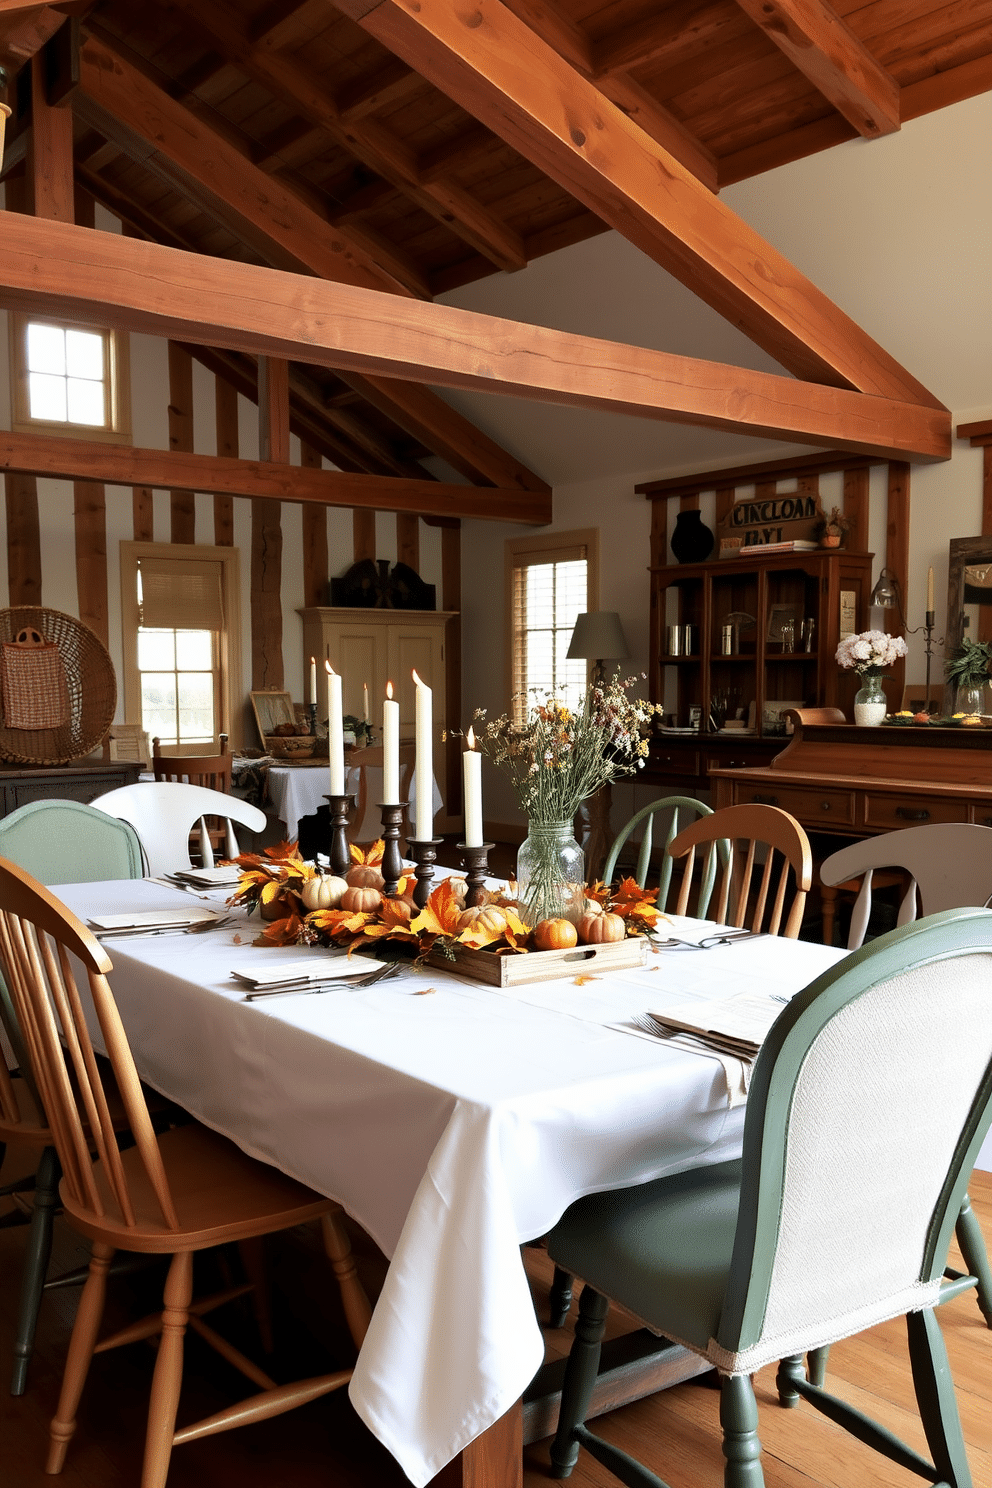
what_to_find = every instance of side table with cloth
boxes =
[55,878,844,1486]
[236,760,442,844]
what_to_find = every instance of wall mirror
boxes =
[947,537,992,653]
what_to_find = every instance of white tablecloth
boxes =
[59,879,844,1485]
[265,764,443,842]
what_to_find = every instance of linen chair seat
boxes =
[73,1122,337,1253]
[546,909,992,1488]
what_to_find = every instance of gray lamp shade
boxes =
[566,611,630,661]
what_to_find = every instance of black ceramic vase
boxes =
[670,509,715,564]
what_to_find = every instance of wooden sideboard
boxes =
[710,720,992,833]
[0,760,143,819]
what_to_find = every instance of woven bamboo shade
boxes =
[0,608,116,766]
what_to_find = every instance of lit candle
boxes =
[927,565,934,614]
[309,656,316,706]
[383,681,400,804]
[325,662,344,796]
[363,683,371,724]
[463,727,483,847]
[412,669,433,841]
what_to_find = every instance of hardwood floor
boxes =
[2,1136,990,1488]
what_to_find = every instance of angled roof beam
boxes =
[0,428,545,521]
[73,34,547,494]
[0,212,950,462]
[330,0,940,410]
[500,0,718,191]
[731,0,900,139]
[0,4,64,70]
[167,0,528,273]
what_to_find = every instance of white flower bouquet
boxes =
[835,630,908,675]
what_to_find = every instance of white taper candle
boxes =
[383,682,400,803]
[325,662,344,796]
[309,656,317,706]
[927,565,934,613]
[463,727,483,847]
[412,669,433,840]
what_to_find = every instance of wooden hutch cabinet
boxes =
[646,548,873,792]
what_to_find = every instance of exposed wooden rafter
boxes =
[73,31,548,495]
[329,0,942,411]
[0,428,549,522]
[731,0,900,139]
[0,212,951,462]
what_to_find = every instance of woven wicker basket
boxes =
[0,608,116,766]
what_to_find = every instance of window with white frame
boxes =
[120,544,242,753]
[506,530,598,724]
[10,314,131,442]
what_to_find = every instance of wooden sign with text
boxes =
[717,491,824,556]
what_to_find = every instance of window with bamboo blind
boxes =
[120,542,243,754]
[9,314,131,443]
[505,530,599,725]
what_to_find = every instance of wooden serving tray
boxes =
[429,935,649,986]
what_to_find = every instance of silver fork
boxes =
[656,930,761,950]
[244,961,402,1001]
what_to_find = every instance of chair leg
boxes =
[907,1307,973,1488]
[237,1237,274,1354]
[549,1284,610,1480]
[11,1144,60,1396]
[548,1265,574,1328]
[47,1242,115,1474]
[720,1374,765,1488]
[142,1251,193,1488]
[320,1209,372,1351]
[805,1346,829,1388]
[775,1354,806,1408]
[953,1191,992,1328]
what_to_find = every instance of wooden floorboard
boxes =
[2,1147,991,1487]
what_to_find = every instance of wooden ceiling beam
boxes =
[0,4,64,70]
[0,212,949,463]
[594,3,741,78]
[331,0,941,410]
[500,0,717,190]
[250,0,322,50]
[336,54,423,121]
[74,34,424,297]
[731,0,900,140]
[74,35,546,494]
[0,428,548,521]
[167,0,529,273]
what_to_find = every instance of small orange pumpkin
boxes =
[346,863,385,891]
[533,918,578,951]
[385,895,418,923]
[577,911,625,945]
[456,904,509,937]
[340,884,383,913]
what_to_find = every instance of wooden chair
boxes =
[601,794,726,902]
[0,857,371,1487]
[0,801,146,1395]
[546,908,992,1488]
[816,822,992,1348]
[348,743,415,843]
[153,737,233,862]
[667,802,812,938]
[93,782,266,876]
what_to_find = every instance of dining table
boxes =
[247,760,443,843]
[57,876,845,1487]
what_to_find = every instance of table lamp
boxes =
[868,567,905,634]
[566,611,629,688]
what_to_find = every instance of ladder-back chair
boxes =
[668,802,812,939]
[601,795,725,903]
[152,736,233,862]
[0,857,371,1487]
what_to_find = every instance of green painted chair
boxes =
[602,795,725,905]
[0,799,143,1396]
[546,907,992,1488]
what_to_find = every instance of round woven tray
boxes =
[0,607,116,766]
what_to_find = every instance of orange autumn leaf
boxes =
[573,975,601,986]
[410,877,463,938]
[584,881,611,907]
[308,908,372,937]
[254,912,304,947]
[349,838,385,866]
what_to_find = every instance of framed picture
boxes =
[250,690,295,744]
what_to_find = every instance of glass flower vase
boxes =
[853,671,888,727]
[952,680,992,718]
[516,821,585,927]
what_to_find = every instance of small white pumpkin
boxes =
[300,873,348,911]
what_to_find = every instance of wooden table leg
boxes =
[429,1400,523,1488]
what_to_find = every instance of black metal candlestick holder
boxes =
[378,803,407,897]
[308,702,318,737]
[406,837,444,909]
[458,841,494,907]
[323,794,352,877]
[924,609,937,714]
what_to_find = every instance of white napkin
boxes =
[89,908,220,932]
[230,955,384,990]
